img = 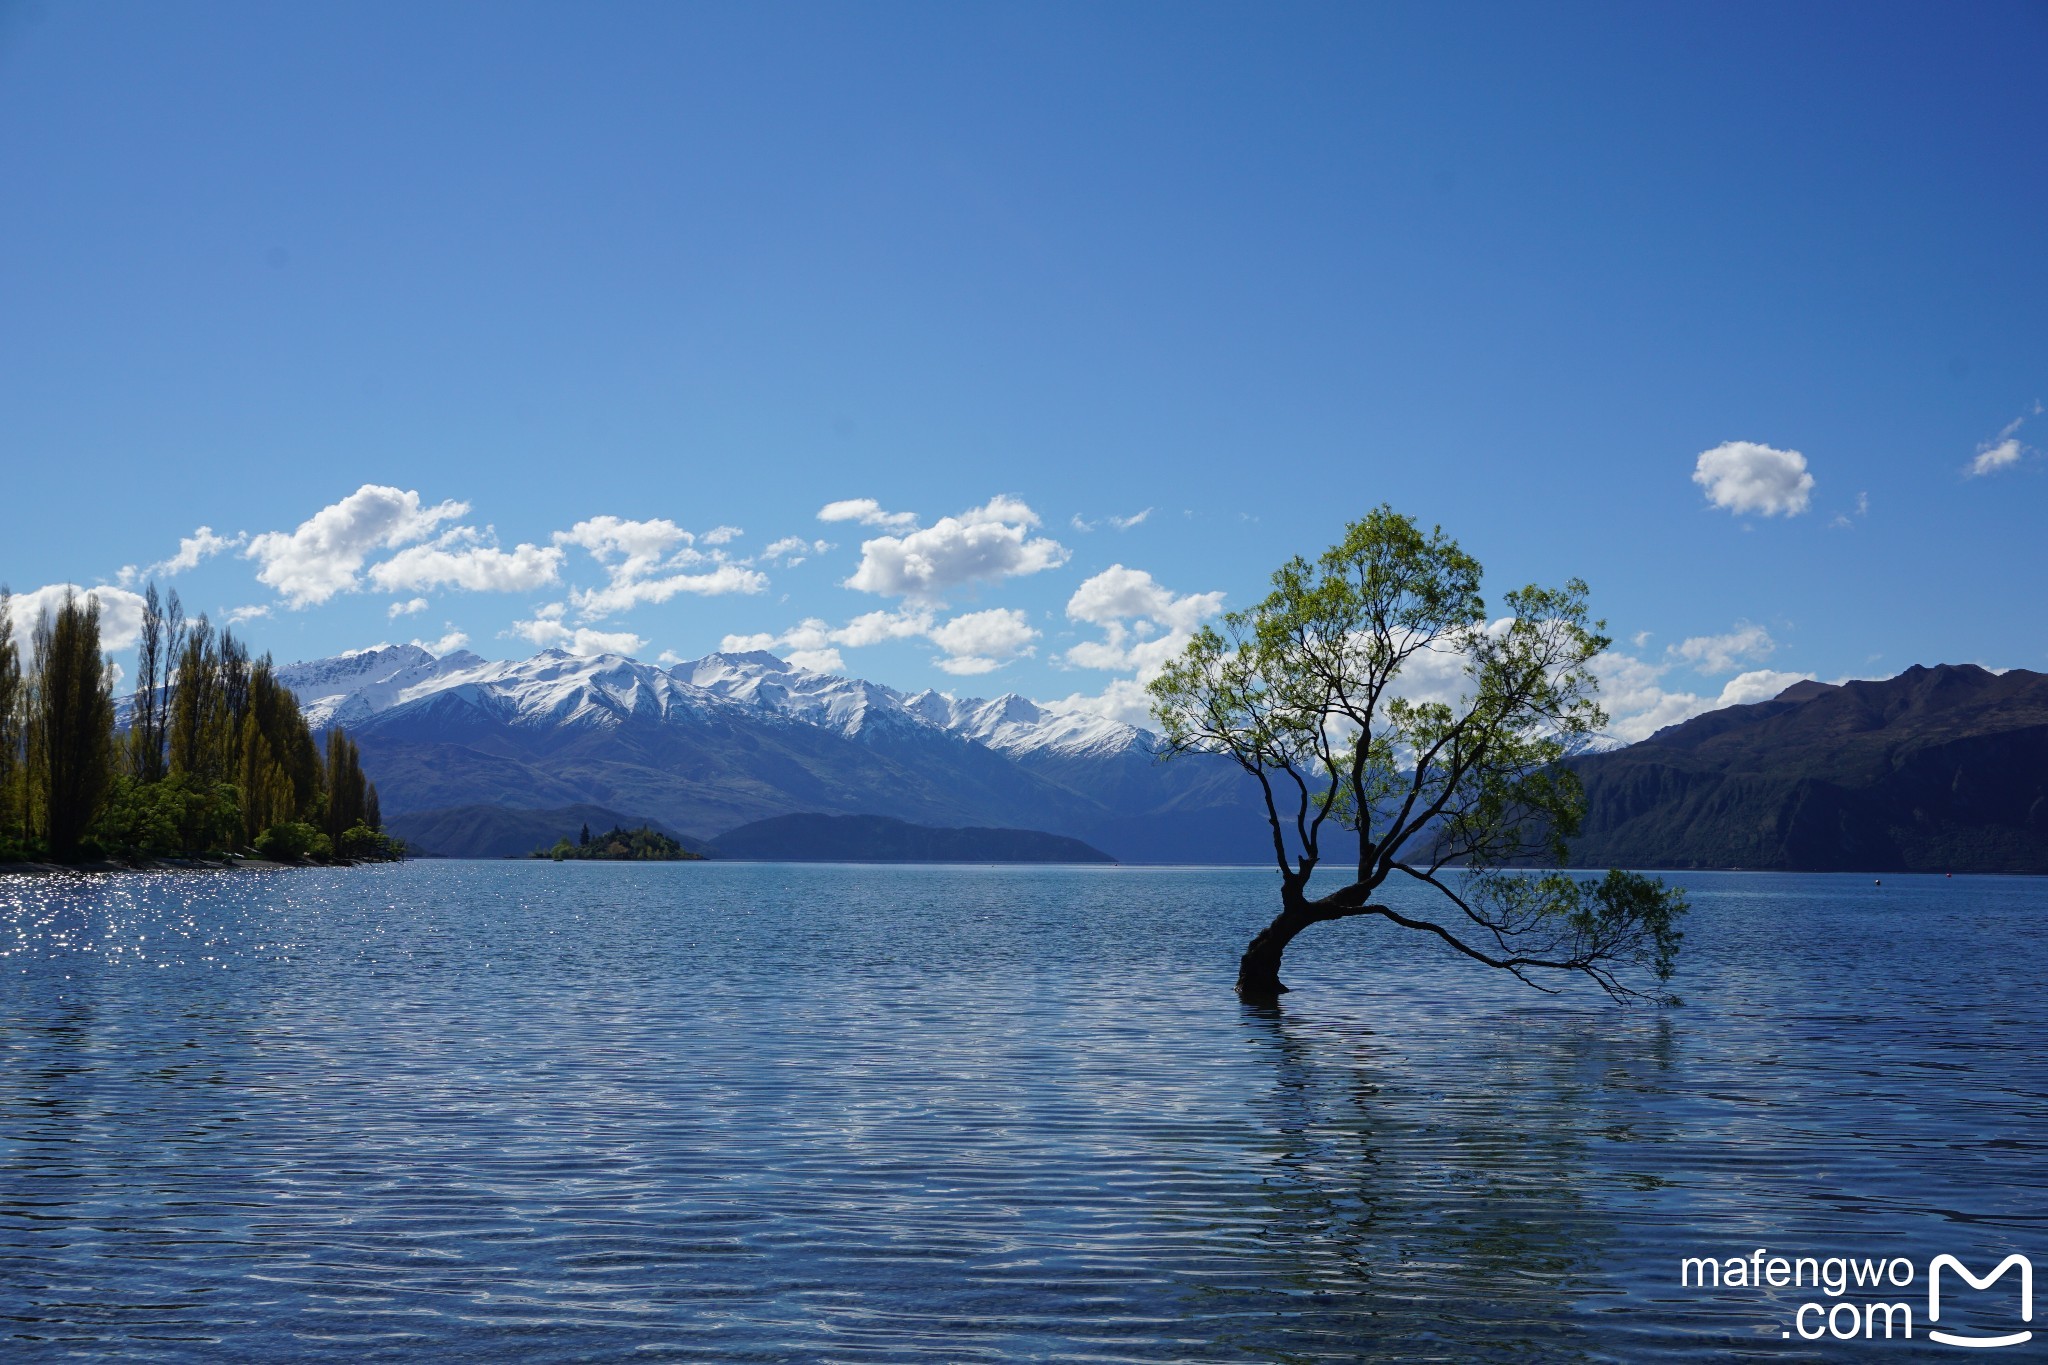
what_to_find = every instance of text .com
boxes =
[1680,1249,2033,1346]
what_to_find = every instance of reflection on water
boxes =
[1,863,2042,1360]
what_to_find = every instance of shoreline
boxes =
[0,856,379,877]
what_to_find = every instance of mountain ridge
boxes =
[1565,663,2048,872]
[273,645,1273,864]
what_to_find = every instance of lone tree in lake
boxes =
[1148,507,1686,1002]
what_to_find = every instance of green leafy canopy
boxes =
[1149,505,1685,1002]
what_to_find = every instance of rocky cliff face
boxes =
[1566,664,2048,873]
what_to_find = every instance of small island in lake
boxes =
[537,823,704,862]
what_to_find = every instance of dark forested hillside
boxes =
[708,814,1114,864]
[1566,664,2048,873]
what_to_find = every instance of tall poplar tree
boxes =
[0,587,23,848]
[324,728,366,841]
[32,591,116,861]
[129,582,170,783]
[168,616,223,784]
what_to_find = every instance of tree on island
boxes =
[1148,507,1686,1002]
[539,824,700,862]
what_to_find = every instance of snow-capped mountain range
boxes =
[272,645,1264,862]
[280,644,1148,759]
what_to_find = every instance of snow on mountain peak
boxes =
[272,643,1154,758]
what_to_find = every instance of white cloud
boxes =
[225,604,272,626]
[844,496,1068,603]
[388,597,430,619]
[762,535,833,567]
[700,525,744,545]
[1971,400,2043,476]
[1048,565,1227,726]
[1829,490,1871,529]
[1073,508,1153,533]
[570,562,769,617]
[722,602,1040,676]
[928,607,1038,675]
[1671,623,1775,675]
[835,607,935,647]
[1063,564,1226,675]
[554,515,768,617]
[718,608,937,672]
[554,516,694,581]
[1715,668,1810,707]
[785,648,847,674]
[818,498,919,530]
[412,627,470,657]
[1968,438,2022,477]
[1692,441,1815,517]
[1595,649,1814,744]
[120,525,246,584]
[1045,677,1156,728]
[367,539,564,594]
[2,583,149,652]
[246,485,469,607]
[505,606,644,657]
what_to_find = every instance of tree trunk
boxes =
[1236,905,1314,999]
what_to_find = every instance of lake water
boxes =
[1,863,2042,1361]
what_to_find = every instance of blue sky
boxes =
[2,1,2043,738]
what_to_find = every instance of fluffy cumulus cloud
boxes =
[844,497,1068,603]
[721,604,1032,676]
[2,583,150,652]
[367,537,564,595]
[1046,677,1158,728]
[555,516,694,582]
[388,597,429,619]
[817,498,918,530]
[927,608,1039,675]
[1062,565,1226,675]
[831,607,935,648]
[1692,441,1814,517]
[1594,649,1813,744]
[1671,623,1775,674]
[718,620,844,674]
[1043,565,1227,726]
[245,485,470,607]
[553,515,769,618]
[505,602,644,657]
[412,627,470,656]
[571,563,768,617]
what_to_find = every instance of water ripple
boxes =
[1,863,2043,1360]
